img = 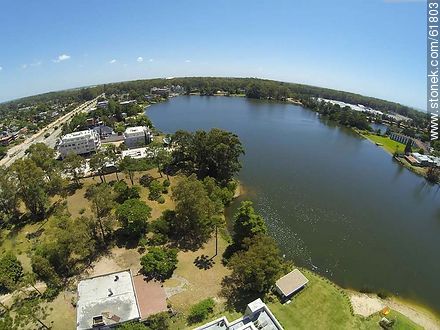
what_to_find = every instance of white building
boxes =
[58,130,101,158]
[121,147,155,160]
[76,270,141,330]
[123,126,153,148]
[195,298,283,330]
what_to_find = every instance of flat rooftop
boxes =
[275,269,309,297]
[62,130,94,139]
[196,299,282,330]
[125,126,148,134]
[76,270,140,330]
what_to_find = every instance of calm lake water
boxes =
[147,96,440,314]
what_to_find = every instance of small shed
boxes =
[275,269,309,299]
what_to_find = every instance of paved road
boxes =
[0,95,102,168]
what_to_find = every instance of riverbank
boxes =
[357,130,430,179]
[348,291,440,330]
[236,182,440,328]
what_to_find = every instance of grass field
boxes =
[363,133,407,155]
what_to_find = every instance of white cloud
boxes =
[109,59,117,64]
[149,58,154,62]
[0,66,2,71]
[30,61,42,67]
[53,54,71,63]
[21,64,28,69]
[185,59,191,63]
[137,57,143,63]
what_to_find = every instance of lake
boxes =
[147,95,440,314]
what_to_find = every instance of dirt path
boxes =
[348,291,440,330]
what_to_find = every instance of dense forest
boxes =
[0,77,428,128]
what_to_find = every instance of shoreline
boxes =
[355,129,430,180]
[347,290,440,329]
[237,178,440,326]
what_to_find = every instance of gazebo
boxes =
[275,269,309,299]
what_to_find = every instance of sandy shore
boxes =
[348,291,440,330]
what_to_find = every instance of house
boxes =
[121,147,154,160]
[150,87,170,97]
[58,129,101,158]
[92,125,115,139]
[76,270,140,330]
[123,126,153,148]
[76,270,167,330]
[97,100,109,109]
[195,298,283,330]
[120,100,137,106]
[275,269,309,300]
[0,134,14,146]
[411,152,437,167]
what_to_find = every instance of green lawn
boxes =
[267,269,422,330]
[363,133,407,155]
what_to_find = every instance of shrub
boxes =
[162,179,171,187]
[157,196,165,204]
[114,181,141,203]
[187,298,215,324]
[149,233,168,246]
[145,311,170,330]
[139,174,154,187]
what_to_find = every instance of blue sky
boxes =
[0,0,426,109]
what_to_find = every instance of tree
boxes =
[35,213,97,277]
[90,151,108,183]
[232,201,267,249]
[11,296,51,329]
[203,176,235,213]
[0,252,23,294]
[86,184,115,242]
[154,148,172,179]
[222,234,286,298]
[104,144,121,181]
[11,159,49,218]
[63,152,86,186]
[119,156,138,185]
[0,167,20,222]
[27,143,58,181]
[426,167,440,183]
[172,129,244,186]
[148,180,162,201]
[31,255,61,289]
[140,247,178,281]
[116,199,151,238]
[404,139,413,154]
[171,175,216,246]
[113,181,140,204]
